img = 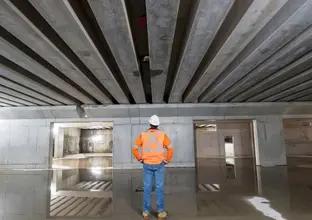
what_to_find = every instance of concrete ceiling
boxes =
[0,0,312,107]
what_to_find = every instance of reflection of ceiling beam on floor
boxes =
[198,184,220,192]
[50,196,112,217]
[67,197,94,216]
[71,180,113,191]
[54,190,112,198]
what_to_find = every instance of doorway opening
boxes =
[194,120,256,194]
[51,122,113,169]
[283,118,312,168]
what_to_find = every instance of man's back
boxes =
[134,129,173,165]
[131,115,174,219]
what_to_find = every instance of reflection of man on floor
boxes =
[132,115,174,219]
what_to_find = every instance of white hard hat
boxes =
[149,115,160,126]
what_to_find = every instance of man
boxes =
[132,115,174,219]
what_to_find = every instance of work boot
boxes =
[142,211,150,220]
[158,211,168,220]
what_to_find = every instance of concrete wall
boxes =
[253,115,287,166]
[0,103,309,168]
[195,121,253,158]
[114,117,195,168]
[0,120,50,168]
[80,129,113,153]
[63,128,81,156]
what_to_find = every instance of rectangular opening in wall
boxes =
[283,118,312,168]
[49,122,113,218]
[224,136,236,179]
[194,120,257,196]
[51,122,113,169]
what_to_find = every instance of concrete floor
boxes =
[1,158,312,220]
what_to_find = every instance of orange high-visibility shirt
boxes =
[132,129,174,165]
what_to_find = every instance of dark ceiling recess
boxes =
[125,0,152,103]
[164,0,199,103]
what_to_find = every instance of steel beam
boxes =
[243,51,312,102]
[29,0,129,104]
[0,0,110,104]
[183,0,288,102]
[0,63,74,105]
[0,85,49,106]
[168,0,234,103]
[211,0,312,103]
[88,0,146,103]
[146,0,180,103]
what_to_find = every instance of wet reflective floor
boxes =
[1,158,312,220]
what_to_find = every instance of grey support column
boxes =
[253,116,287,167]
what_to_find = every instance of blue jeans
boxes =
[143,162,165,213]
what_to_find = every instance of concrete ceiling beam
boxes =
[29,0,129,104]
[0,85,49,106]
[259,68,312,101]
[183,0,288,103]
[0,63,74,105]
[146,0,180,103]
[243,51,312,102]
[88,0,146,103]
[280,87,312,101]
[211,0,312,103]
[0,97,23,106]
[295,93,312,101]
[0,36,92,104]
[168,0,234,103]
[0,93,35,106]
[0,102,13,107]
[0,0,111,104]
